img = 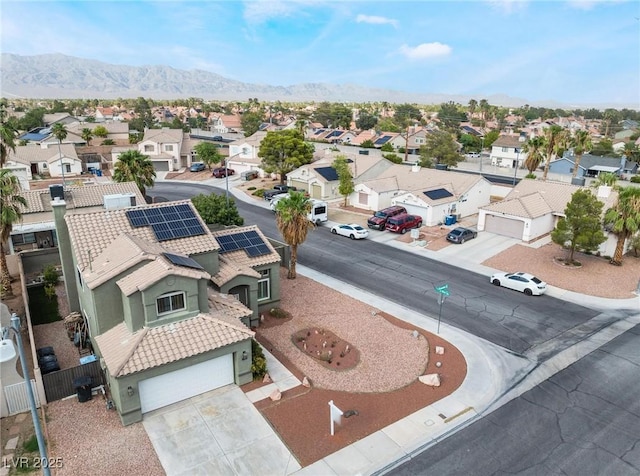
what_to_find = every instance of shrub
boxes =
[251,339,268,380]
[247,186,257,191]
[383,153,403,164]
[525,173,537,179]
[252,189,265,198]
[269,307,291,319]
[630,175,640,183]
[44,284,57,301]
[23,434,38,452]
[42,265,59,286]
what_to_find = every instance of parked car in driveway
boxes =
[367,205,407,230]
[189,162,206,172]
[264,185,298,201]
[331,223,369,240]
[212,167,235,178]
[446,227,478,244]
[385,214,423,234]
[490,272,547,296]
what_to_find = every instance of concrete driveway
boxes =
[143,385,301,476]
[437,232,520,264]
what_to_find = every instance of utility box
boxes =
[444,215,457,226]
[103,193,136,210]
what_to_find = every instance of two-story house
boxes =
[53,199,282,424]
[226,131,268,177]
[489,134,528,168]
[113,128,195,172]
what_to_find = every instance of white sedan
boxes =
[331,223,369,240]
[490,272,547,296]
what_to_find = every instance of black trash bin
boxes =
[73,376,93,403]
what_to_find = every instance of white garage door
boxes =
[152,160,170,172]
[484,214,525,239]
[139,354,234,413]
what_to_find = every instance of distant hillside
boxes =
[2,52,537,107]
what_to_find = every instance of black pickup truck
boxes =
[263,185,298,201]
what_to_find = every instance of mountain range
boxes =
[2,53,549,108]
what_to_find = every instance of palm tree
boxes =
[468,99,477,118]
[522,136,544,174]
[604,186,640,266]
[591,172,619,189]
[274,191,313,279]
[113,150,156,198]
[570,130,592,178]
[479,99,489,122]
[81,128,94,145]
[51,123,68,185]
[540,125,567,181]
[0,104,18,167]
[0,170,27,298]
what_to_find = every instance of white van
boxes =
[270,196,328,225]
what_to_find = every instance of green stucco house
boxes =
[53,198,281,425]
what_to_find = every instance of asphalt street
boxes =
[149,181,605,358]
[387,324,640,476]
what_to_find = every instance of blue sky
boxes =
[2,0,639,108]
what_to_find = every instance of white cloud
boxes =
[355,14,398,28]
[398,42,452,60]
[242,0,323,24]
[566,0,627,10]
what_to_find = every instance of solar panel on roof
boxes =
[314,167,339,181]
[423,188,454,200]
[126,204,206,241]
[217,231,271,257]
[374,135,392,145]
[163,252,204,270]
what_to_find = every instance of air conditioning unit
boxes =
[103,193,136,210]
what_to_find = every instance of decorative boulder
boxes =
[302,376,311,388]
[263,373,272,383]
[435,346,445,355]
[419,373,441,387]
[269,389,282,401]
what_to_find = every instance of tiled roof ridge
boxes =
[519,192,552,216]
[200,313,255,337]
[114,327,149,377]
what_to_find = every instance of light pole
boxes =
[2,314,51,476]
[225,157,229,206]
[513,148,520,186]
[479,135,485,173]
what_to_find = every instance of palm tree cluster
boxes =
[112,150,156,198]
[0,170,27,297]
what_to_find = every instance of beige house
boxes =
[478,180,621,256]
[490,134,528,168]
[353,163,492,225]
[226,131,268,177]
[6,143,82,179]
[113,128,194,172]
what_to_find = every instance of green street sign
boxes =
[435,284,450,296]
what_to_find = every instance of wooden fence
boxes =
[42,360,105,402]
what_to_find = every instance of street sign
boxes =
[434,284,450,296]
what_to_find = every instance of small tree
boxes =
[81,128,93,145]
[360,139,375,148]
[551,189,606,264]
[193,142,223,169]
[275,191,313,279]
[259,130,314,184]
[191,193,244,226]
[93,125,109,138]
[420,130,462,168]
[332,155,354,207]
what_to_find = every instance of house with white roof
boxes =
[477,179,621,257]
[53,198,282,424]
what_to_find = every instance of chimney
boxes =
[518,132,527,142]
[51,199,81,313]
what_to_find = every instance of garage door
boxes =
[152,160,170,172]
[311,184,322,199]
[484,214,524,239]
[139,354,234,413]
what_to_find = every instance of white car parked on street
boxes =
[330,223,369,240]
[490,272,547,296]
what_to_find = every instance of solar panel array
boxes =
[423,188,454,200]
[163,252,204,270]
[126,204,206,242]
[216,230,271,257]
[374,135,392,145]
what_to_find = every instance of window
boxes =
[165,145,174,152]
[42,163,48,169]
[11,233,36,245]
[64,164,71,173]
[257,269,270,301]
[156,291,186,316]
[144,145,154,152]
[502,147,509,153]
